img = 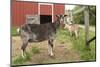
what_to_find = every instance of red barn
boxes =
[12,0,65,26]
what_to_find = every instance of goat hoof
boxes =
[50,54,54,57]
[21,53,26,58]
[49,54,54,57]
[22,55,25,58]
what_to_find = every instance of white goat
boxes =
[64,23,79,38]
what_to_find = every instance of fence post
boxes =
[84,6,90,48]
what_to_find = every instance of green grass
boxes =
[12,53,31,65]
[12,27,19,36]
[56,28,96,61]
[12,47,40,65]
[72,28,96,61]
[31,47,40,54]
[12,27,96,65]
[56,28,71,43]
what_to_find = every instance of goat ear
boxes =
[56,15,60,18]
[64,15,68,17]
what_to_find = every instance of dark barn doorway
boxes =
[40,15,52,24]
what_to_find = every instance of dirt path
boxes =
[12,36,81,65]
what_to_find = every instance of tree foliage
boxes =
[72,5,96,25]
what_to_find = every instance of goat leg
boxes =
[48,39,54,57]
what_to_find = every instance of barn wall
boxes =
[40,5,52,15]
[12,1,38,26]
[12,1,65,26]
[54,4,65,21]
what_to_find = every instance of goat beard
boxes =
[60,22,65,28]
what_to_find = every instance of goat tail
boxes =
[17,27,20,34]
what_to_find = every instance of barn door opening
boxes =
[40,15,52,24]
[38,3,53,24]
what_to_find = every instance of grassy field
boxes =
[11,27,96,65]
[57,28,96,61]
[12,47,40,65]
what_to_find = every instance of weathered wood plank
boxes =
[84,6,90,47]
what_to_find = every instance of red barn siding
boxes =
[12,1,38,26]
[54,4,65,21]
[12,1,65,26]
[40,5,52,15]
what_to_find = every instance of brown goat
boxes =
[64,23,79,38]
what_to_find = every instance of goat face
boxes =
[56,15,67,28]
